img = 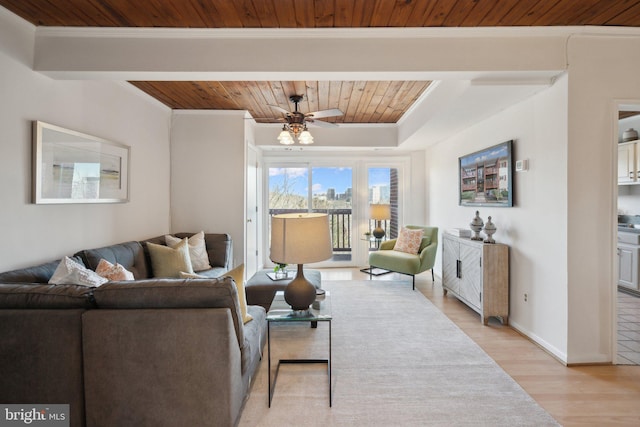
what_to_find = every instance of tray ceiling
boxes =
[3,0,639,123]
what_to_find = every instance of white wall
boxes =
[0,10,172,271]
[425,74,569,361]
[170,111,247,268]
[565,35,640,363]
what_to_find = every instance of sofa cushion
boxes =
[242,305,267,377]
[147,240,194,278]
[0,309,87,427]
[93,277,245,347]
[0,284,96,309]
[49,256,109,287]
[166,231,212,272]
[75,241,149,280]
[0,257,84,284]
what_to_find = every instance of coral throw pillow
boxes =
[393,227,424,255]
[95,259,135,281]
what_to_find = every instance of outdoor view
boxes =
[268,166,397,262]
[269,166,353,261]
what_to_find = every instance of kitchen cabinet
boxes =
[617,230,640,291]
[618,142,636,184]
[442,233,509,325]
[618,140,640,185]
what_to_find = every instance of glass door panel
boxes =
[268,167,309,212]
[311,167,353,262]
[367,167,399,250]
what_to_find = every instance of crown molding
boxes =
[33,25,640,40]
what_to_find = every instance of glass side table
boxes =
[360,235,392,276]
[266,291,332,407]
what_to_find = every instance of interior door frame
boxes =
[611,99,640,364]
[262,154,413,269]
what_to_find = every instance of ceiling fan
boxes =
[267,95,343,145]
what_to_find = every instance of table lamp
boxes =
[370,204,391,239]
[270,213,333,311]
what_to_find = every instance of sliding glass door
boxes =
[265,158,408,267]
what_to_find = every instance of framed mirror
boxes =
[32,121,130,204]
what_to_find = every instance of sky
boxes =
[459,141,511,168]
[269,167,390,197]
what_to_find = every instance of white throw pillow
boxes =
[165,231,212,271]
[49,256,108,287]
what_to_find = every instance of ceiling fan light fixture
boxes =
[277,128,295,145]
[271,94,343,146]
[298,129,314,145]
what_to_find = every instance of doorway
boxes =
[615,104,640,365]
[267,165,354,265]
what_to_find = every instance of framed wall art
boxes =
[32,121,130,204]
[459,140,513,207]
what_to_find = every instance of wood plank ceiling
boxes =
[4,0,640,123]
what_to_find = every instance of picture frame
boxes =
[458,140,513,207]
[32,121,130,204]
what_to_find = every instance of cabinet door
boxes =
[442,236,459,293]
[618,244,639,290]
[618,143,635,183]
[459,242,482,310]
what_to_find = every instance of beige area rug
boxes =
[238,280,559,427]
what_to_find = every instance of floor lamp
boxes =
[270,213,333,311]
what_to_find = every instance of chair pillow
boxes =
[147,239,194,278]
[165,231,212,272]
[394,227,424,255]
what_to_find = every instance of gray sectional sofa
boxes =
[0,233,266,427]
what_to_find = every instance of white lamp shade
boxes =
[298,130,314,145]
[277,130,295,145]
[370,204,391,220]
[270,213,333,264]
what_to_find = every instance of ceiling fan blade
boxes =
[253,117,286,124]
[267,104,292,115]
[307,119,338,128]
[306,108,344,119]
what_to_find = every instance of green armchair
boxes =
[368,226,438,290]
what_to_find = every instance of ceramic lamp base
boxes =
[372,227,386,239]
[284,264,317,311]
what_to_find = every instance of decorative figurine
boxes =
[483,216,497,243]
[470,211,484,241]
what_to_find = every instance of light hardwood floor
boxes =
[320,268,640,427]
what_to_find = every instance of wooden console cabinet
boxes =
[442,233,509,325]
